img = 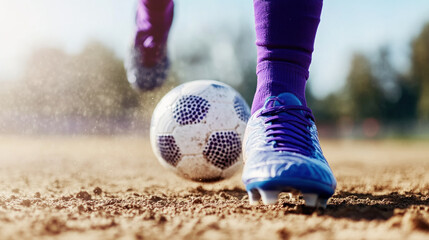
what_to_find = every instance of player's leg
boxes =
[242,0,336,207]
[125,0,174,90]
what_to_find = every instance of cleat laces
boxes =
[259,97,315,156]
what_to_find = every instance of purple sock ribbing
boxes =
[251,0,323,113]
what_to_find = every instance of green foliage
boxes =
[306,88,344,124]
[344,53,384,121]
[411,22,429,121]
[310,50,420,130]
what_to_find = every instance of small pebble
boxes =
[76,191,92,201]
[93,187,102,195]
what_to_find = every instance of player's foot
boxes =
[125,44,169,91]
[242,93,336,208]
[125,0,173,91]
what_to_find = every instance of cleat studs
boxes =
[259,189,280,205]
[248,189,261,205]
[249,200,259,206]
[316,198,328,209]
[303,193,318,207]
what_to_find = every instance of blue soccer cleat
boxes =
[242,93,336,208]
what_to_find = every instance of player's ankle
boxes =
[251,62,308,114]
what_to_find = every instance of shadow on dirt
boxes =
[323,191,429,220]
[189,187,428,221]
[190,186,248,199]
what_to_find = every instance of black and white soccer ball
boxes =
[150,80,250,182]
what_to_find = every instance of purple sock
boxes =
[135,0,174,67]
[251,0,323,113]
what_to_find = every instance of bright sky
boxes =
[1,0,429,98]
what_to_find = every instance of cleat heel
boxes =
[316,198,328,209]
[248,189,261,205]
[303,193,318,207]
[259,189,280,205]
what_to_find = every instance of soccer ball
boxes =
[150,80,250,182]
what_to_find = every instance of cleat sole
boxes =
[248,189,261,205]
[316,198,328,209]
[302,193,328,209]
[303,193,318,207]
[259,189,280,205]
[245,177,335,198]
[244,177,335,208]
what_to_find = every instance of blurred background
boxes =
[1,0,429,138]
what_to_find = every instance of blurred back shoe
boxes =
[125,0,174,91]
[125,44,169,91]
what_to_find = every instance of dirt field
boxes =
[0,136,428,240]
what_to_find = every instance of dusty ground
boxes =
[0,136,428,240]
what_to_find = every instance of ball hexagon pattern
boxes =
[234,96,251,122]
[173,95,210,125]
[157,135,181,167]
[203,131,242,170]
[150,80,250,182]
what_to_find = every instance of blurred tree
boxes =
[373,47,400,103]
[20,42,140,119]
[411,22,429,121]
[7,42,144,133]
[344,53,384,121]
[306,87,343,124]
[373,46,418,123]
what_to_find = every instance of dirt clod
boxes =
[44,218,66,235]
[154,213,167,223]
[277,228,291,240]
[149,195,163,202]
[20,199,32,207]
[403,213,429,232]
[93,187,102,195]
[76,191,92,201]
